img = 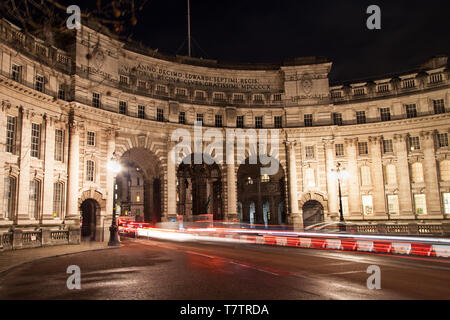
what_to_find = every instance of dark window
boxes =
[215,115,223,127]
[6,116,16,153]
[406,104,417,118]
[335,144,344,157]
[31,123,41,158]
[157,108,164,122]
[35,75,44,92]
[305,146,315,159]
[138,105,145,119]
[11,64,22,82]
[87,131,95,146]
[58,85,65,100]
[438,133,449,148]
[92,93,101,108]
[304,114,313,127]
[179,112,186,124]
[196,113,203,125]
[333,113,343,126]
[434,99,445,114]
[119,101,127,115]
[358,142,368,155]
[383,139,394,153]
[236,116,244,128]
[409,136,420,151]
[255,116,263,129]
[356,111,366,124]
[380,108,391,121]
[54,129,64,161]
[274,116,283,128]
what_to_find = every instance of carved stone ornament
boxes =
[301,73,313,94]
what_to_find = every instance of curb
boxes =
[0,245,122,276]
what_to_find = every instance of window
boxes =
[274,116,283,128]
[438,133,449,148]
[304,114,313,127]
[11,64,22,82]
[362,195,373,215]
[440,160,450,181]
[409,136,420,151]
[119,101,127,115]
[176,88,187,96]
[261,174,270,183]
[443,193,450,214]
[156,84,167,94]
[380,108,391,121]
[138,105,145,119]
[236,116,244,128]
[385,164,397,185]
[377,83,390,93]
[195,91,205,100]
[353,88,365,96]
[179,112,186,124]
[157,108,164,122]
[356,111,366,124]
[387,195,399,215]
[406,104,417,118]
[58,85,65,100]
[402,78,415,89]
[255,116,263,129]
[6,116,16,153]
[360,166,372,186]
[358,142,368,155]
[273,94,282,101]
[215,115,223,127]
[234,93,244,102]
[136,193,141,202]
[4,177,16,219]
[430,72,443,84]
[433,99,445,114]
[414,194,427,215]
[214,92,225,101]
[92,92,101,108]
[305,146,315,159]
[196,113,204,125]
[253,94,263,102]
[383,139,394,154]
[35,75,44,92]
[29,180,40,219]
[119,75,129,85]
[138,80,146,89]
[331,91,342,98]
[31,123,41,158]
[87,131,95,146]
[86,160,95,182]
[305,168,316,188]
[54,129,64,161]
[411,162,424,183]
[335,144,344,157]
[333,113,343,126]
[53,182,64,218]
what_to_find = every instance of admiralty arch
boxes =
[0,18,449,241]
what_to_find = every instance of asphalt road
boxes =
[0,237,449,300]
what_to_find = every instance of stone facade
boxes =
[0,19,449,242]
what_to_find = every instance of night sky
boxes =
[74,0,449,83]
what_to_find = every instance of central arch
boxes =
[302,200,324,227]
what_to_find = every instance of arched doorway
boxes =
[237,158,286,227]
[177,154,223,221]
[302,200,324,227]
[80,199,99,241]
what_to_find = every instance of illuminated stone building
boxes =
[0,19,449,242]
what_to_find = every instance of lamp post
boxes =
[336,162,346,232]
[107,154,122,246]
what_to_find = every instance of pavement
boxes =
[0,241,120,274]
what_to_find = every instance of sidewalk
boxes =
[0,242,120,274]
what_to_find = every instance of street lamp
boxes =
[335,162,348,232]
[107,154,122,246]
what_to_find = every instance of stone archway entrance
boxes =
[80,199,100,241]
[302,200,324,227]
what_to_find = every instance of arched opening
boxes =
[177,154,223,221]
[302,200,324,227]
[116,148,162,224]
[80,199,99,241]
[237,158,286,227]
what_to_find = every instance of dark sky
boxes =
[77,0,449,83]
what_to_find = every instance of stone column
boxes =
[345,138,362,219]
[394,133,414,218]
[421,131,442,217]
[369,136,387,217]
[66,121,81,220]
[323,139,338,218]
[206,178,212,214]
[105,129,116,221]
[167,142,177,219]
[17,108,31,223]
[0,104,7,219]
[286,140,302,228]
[42,116,55,221]
[226,161,238,221]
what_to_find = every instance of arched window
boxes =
[360,166,372,186]
[3,176,16,219]
[53,182,65,218]
[29,179,41,219]
[86,160,95,182]
[440,160,450,181]
[411,162,424,183]
[385,164,397,185]
[305,168,315,188]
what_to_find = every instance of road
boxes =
[0,237,449,300]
